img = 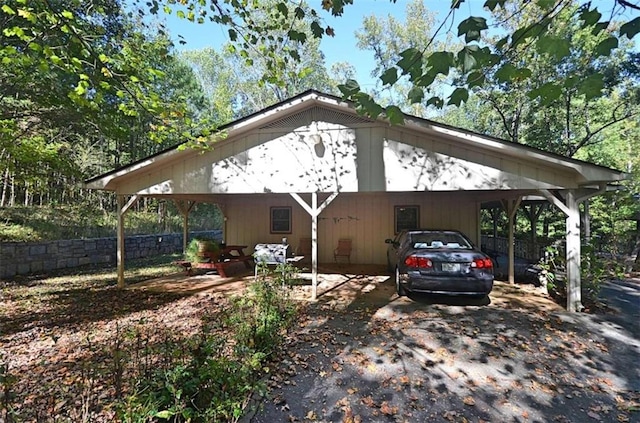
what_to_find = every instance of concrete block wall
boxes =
[0,230,222,279]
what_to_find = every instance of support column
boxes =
[539,186,606,312]
[116,194,139,289]
[175,200,196,254]
[117,195,125,289]
[291,191,339,301]
[311,193,318,300]
[565,190,582,312]
[502,197,522,285]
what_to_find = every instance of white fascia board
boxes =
[84,148,189,190]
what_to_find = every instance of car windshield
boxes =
[409,232,472,249]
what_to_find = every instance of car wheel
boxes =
[395,267,407,297]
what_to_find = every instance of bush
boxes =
[118,274,297,422]
[538,243,624,309]
[184,238,220,263]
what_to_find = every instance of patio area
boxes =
[132,262,560,312]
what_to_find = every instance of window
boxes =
[270,206,292,234]
[394,205,419,234]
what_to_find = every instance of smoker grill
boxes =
[253,243,292,265]
[253,243,299,280]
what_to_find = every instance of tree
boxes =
[0,0,214,206]
[354,0,458,116]
[338,0,640,121]
[179,1,338,119]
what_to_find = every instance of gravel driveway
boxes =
[246,277,640,423]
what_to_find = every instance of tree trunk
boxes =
[0,166,9,207]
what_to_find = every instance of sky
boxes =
[155,1,485,89]
[153,1,639,89]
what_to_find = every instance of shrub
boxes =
[184,238,220,263]
[118,273,297,422]
[538,243,624,309]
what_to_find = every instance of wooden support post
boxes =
[311,193,318,301]
[116,194,139,289]
[502,197,522,285]
[291,191,339,301]
[175,200,196,254]
[565,190,582,312]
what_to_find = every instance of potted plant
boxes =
[185,238,220,263]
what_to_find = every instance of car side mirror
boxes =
[385,239,393,244]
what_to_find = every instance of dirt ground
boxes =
[237,265,640,423]
[2,263,639,422]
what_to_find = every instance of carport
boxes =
[84,90,626,312]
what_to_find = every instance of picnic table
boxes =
[175,245,254,277]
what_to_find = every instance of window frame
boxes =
[270,206,292,234]
[394,205,420,234]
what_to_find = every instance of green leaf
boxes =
[354,93,383,119]
[457,46,478,73]
[277,2,288,16]
[536,35,570,59]
[594,37,618,57]
[427,51,454,76]
[426,96,444,108]
[1,5,15,14]
[495,63,516,83]
[467,71,485,88]
[228,28,237,41]
[385,105,404,125]
[287,30,306,43]
[447,88,469,106]
[577,73,604,99]
[295,7,305,19]
[176,10,185,19]
[310,21,324,38]
[407,87,424,104]
[415,72,435,88]
[528,82,561,105]
[578,6,601,26]
[337,79,360,97]
[61,10,73,20]
[620,17,640,39]
[397,48,423,78]
[536,0,555,10]
[380,67,398,86]
[484,0,507,12]
[458,17,488,42]
[155,410,174,419]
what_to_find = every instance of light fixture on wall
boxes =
[309,133,325,157]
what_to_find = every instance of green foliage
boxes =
[538,243,625,309]
[119,279,297,422]
[342,0,639,121]
[184,238,220,263]
[0,202,223,242]
[227,273,296,356]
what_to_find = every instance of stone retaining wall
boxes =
[0,230,222,279]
